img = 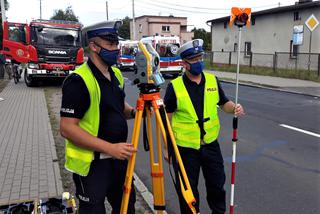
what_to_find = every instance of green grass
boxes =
[204,59,320,83]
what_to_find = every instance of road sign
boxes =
[305,14,319,32]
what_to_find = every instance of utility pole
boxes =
[106,1,109,20]
[40,0,42,19]
[1,0,6,25]
[132,0,136,40]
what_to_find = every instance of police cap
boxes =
[82,20,122,46]
[177,39,204,60]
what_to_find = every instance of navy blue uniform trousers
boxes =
[73,159,136,214]
[177,141,226,214]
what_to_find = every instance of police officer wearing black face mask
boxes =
[164,39,244,214]
[60,21,137,214]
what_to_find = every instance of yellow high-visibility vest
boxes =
[171,72,220,150]
[64,63,124,176]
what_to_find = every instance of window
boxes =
[139,24,142,33]
[224,22,227,29]
[290,40,298,58]
[251,17,256,25]
[234,43,238,52]
[294,11,301,21]
[9,25,27,44]
[244,42,252,57]
[31,27,81,47]
[162,26,170,32]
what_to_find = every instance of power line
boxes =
[137,0,228,11]
[135,0,229,14]
[137,0,279,12]
[136,0,227,13]
[109,0,131,10]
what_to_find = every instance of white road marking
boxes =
[279,124,320,138]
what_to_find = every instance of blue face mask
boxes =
[99,47,120,66]
[188,61,204,76]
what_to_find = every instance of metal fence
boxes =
[205,51,320,76]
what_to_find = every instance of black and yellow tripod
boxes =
[120,42,198,214]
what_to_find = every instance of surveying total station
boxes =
[120,41,198,214]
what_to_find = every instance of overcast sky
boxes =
[6,0,298,31]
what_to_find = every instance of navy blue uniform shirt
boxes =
[60,59,128,143]
[164,73,229,121]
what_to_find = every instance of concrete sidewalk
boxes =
[0,80,62,205]
[209,70,320,97]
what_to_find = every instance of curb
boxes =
[134,173,168,214]
[219,79,320,98]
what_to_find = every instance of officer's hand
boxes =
[234,103,245,117]
[109,143,137,160]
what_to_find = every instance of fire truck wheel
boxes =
[24,71,35,87]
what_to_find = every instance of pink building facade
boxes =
[130,15,194,44]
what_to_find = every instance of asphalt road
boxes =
[122,71,320,214]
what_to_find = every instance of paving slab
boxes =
[0,81,63,205]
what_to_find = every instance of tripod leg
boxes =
[154,106,198,214]
[120,101,144,214]
[146,107,165,213]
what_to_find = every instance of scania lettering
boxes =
[48,50,67,55]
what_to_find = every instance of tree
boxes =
[192,28,211,51]
[118,16,130,40]
[50,6,79,22]
[0,0,10,20]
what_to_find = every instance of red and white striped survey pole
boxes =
[229,7,251,214]
[230,116,238,214]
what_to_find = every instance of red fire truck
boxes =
[1,19,84,86]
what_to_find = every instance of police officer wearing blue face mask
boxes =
[60,21,137,214]
[164,39,244,214]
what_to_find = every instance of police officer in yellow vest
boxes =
[164,39,244,214]
[60,21,137,214]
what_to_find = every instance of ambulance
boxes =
[140,36,183,77]
[118,40,138,71]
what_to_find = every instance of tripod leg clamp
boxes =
[123,185,132,194]
[154,205,166,210]
[151,172,164,177]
